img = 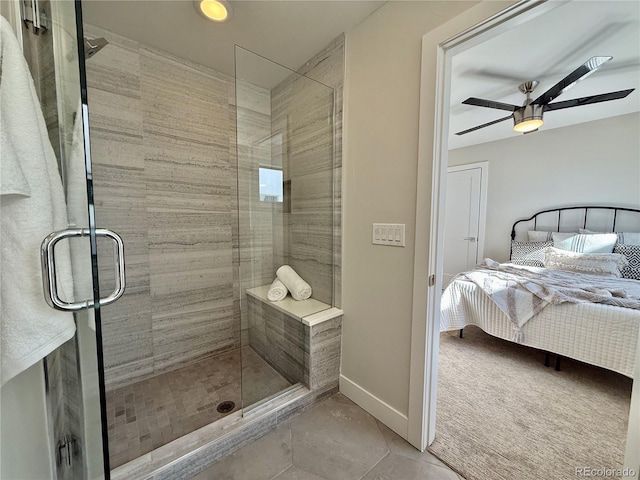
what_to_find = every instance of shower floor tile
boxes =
[106,346,292,469]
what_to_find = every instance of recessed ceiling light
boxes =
[195,0,232,23]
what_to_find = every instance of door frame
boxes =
[625,331,640,479]
[407,0,569,451]
[445,161,489,273]
[408,0,640,470]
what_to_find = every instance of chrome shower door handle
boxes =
[41,228,126,311]
[95,228,126,308]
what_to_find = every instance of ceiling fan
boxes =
[455,56,635,136]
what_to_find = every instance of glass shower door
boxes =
[0,1,110,478]
[45,0,114,477]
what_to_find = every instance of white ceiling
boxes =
[449,0,640,150]
[81,1,639,147]
[81,0,385,84]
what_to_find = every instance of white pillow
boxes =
[544,247,628,277]
[552,232,617,253]
[579,228,640,246]
[527,231,553,242]
[618,232,640,246]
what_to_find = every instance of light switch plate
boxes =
[373,223,405,247]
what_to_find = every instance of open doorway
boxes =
[412,1,640,479]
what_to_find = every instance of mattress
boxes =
[441,277,640,378]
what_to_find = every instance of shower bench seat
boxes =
[245,285,343,390]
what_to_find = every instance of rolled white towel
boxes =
[267,278,288,302]
[276,265,312,301]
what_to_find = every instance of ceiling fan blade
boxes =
[544,88,635,112]
[462,97,519,112]
[533,56,613,106]
[455,114,512,136]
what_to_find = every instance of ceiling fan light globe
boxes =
[513,104,544,133]
[514,118,543,133]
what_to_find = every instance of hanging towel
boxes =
[267,278,288,302]
[1,16,76,386]
[276,265,312,301]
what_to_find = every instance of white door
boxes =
[443,164,487,288]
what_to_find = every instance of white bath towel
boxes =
[1,16,76,386]
[267,278,288,302]
[276,265,312,301]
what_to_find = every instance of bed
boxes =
[440,206,640,378]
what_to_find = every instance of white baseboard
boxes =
[339,374,408,439]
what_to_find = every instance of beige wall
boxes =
[342,1,481,415]
[0,363,53,480]
[449,112,640,262]
[342,1,515,417]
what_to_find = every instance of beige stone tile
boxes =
[273,466,328,480]
[290,394,389,480]
[87,87,143,138]
[151,306,235,372]
[236,78,271,116]
[290,171,334,214]
[237,106,271,146]
[241,346,292,407]
[101,289,152,352]
[362,452,460,480]
[106,350,243,469]
[90,126,144,170]
[296,34,345,90]
[308,318,342,390]
[192,421,292,480]
[376,420,450,470]
[140,47,230,149]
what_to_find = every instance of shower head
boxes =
[84,37,108,59]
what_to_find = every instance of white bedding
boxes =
[440,264,640,378]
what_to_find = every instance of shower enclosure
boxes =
[2,1,343,478]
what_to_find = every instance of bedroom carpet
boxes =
[428,326,633,480]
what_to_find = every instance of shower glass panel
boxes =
[234,46,335,411]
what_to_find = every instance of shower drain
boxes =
[216,401,236,414]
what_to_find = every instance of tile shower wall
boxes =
[86,26,344,387]
[236,35,344,344]
[85,26,268,387]
[271,35,344,307]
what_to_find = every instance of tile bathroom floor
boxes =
[106,346,292,468]
[193,393,464,480]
